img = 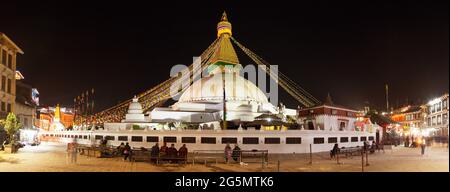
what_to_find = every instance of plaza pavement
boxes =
[0,142,448,172]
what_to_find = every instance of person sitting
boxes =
[178,144,188,163]
[330,144,339,159]
[232,144,241,162]
[160,142,168,158]
[117,142,125,156]
[370,141,376,154]
[167,144,178,163]
[150,143,160,163]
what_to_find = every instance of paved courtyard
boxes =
[0,142,448,172]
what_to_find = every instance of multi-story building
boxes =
[390,105,427,136]
[426,93,449,137]
[15,71,38,129]
[0,33,24,119]
[38,106,74,130]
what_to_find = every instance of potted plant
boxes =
[0,113,23,153]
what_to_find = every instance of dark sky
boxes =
[1,1,448,112]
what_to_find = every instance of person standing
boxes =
[224,143,232,163]
[232,144,241,162]
[66,142,72,164]
[71,139,78,164]
[421,137,426,155]
[330,143,339,159]
[123,142,131,161]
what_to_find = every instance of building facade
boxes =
[0,33,24,119]
[390,105,427,136]
[425,93,449,137]
[15,79,38,129]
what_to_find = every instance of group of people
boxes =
[116,142,132,160]
[224,143,241,163]
[150,142,188,163]
[330,141,381,159]
[114,142,188,162]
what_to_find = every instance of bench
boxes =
[130,150,152,162]
[338,147,362,158]
[156,155,188,164]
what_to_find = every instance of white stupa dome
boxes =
[179,73,269,104]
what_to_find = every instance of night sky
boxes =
[1,1,448,112]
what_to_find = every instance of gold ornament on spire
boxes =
[217,11,232,37]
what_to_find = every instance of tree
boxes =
[0,113,23,145]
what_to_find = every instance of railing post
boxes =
[336,148,340,164]
[361,149,364,172]
[365,148,370,166]
[277,160,280,172]
[261,153,264,169]
[309,144,312,165]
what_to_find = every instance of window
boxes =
[437,115,442,125]
[243,137,259,144]
[118,136,128,141]
[181,137,196,143]
[347,112,353,117]
[328,137,338,143]
[369,136,374,141]
[1,76,4,91]
[286,137,302,144]
[339,122,346,131]
[221,137,237,144]
[340,137,349,143]
[131,136,143,142]
[1,102,5,111]
[264,138,280,144]
[360,137,367,141]
[351,137,359,142]
[7,53,12,68]
[432,116,437,126]
[7,79,11,93]
[6,103,11,112]
[313,138,325,144]
[443,100,448,109]
[146,136,159,142]
[95,135,103,140]
[443,114,448,125]
[428,117,431,126]
[163,136,177,143]
[83,135,88,139]
[105,136,115,140]
[201,137,216,144]
[332,109,338,115]
[24,118,28,127]
[1,50,6,65]
[436,103,441,112]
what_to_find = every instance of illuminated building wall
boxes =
[426,93,449,136]
[0,33,24,119]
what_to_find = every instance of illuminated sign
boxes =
[32,88,40,106]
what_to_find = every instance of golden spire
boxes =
[55,104,61,120]
[208,11,239,72]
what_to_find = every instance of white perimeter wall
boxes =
[40,129,376,154]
